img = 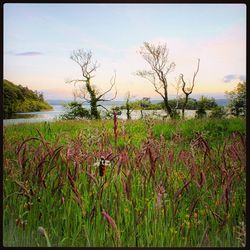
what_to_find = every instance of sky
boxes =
[4,3,246,100]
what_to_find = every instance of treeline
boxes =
[120,96,218,111]
[3,79,52,118]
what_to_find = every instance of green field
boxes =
[3,118,246,247]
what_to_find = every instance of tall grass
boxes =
[3,118,246,247]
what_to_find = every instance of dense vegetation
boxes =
[118,97,218,111]
[3,79,52,118]
[3,118,246,247]
[226,82,246,117]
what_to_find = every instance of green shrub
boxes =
[60,101,91,120]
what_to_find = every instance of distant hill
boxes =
[3,79,53,118]
[214,99,229,106]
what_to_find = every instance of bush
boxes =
[226,82,246,117]
[60,102,91,120]
[195,107,207,118]
[210,106,227,118]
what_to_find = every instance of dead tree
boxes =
[180,58,200,119]
[67,49,117,119]
[137,42,176,118]
[124,91,135,120]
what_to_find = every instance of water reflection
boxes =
[7,113,36,119]
[3,104,198,126]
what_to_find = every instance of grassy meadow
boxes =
[3,117,246,247]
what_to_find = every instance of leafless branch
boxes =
[70,49,100,80]
[137,42,176,117]
[171,77,182,109]
[180,58,200,118]
[180,58,200,95]
[73,85,91,103]
[97,104,110,112]
[192,58,200,88]
[97,71,117,101]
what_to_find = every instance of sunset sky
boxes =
[4,3,246,100]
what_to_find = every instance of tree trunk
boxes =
[140,109,143,119]
[127,111,131,120]
[86,81,100,119]
[126,103,131,120]
[182,94,189,119]
[163,97,172,118]
[90,99,100,119]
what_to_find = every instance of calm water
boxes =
[3,105,198,126]
[3,105,64,126]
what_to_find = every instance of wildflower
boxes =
[15,217,21,225]
[24,202,33,210]
[93,156,111,177]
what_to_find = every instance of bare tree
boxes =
[124,91,135,120]
[137,42,176,118]
[180,58,200,119]
[67,49,117,119]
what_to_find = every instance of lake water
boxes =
[3,104,198,126]
[3,105,64,126]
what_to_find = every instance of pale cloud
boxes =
[15,51,43,56]
[6,51,43,56]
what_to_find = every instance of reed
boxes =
[3,118,246,247]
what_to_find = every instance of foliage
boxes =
[60,101,91,120]
[195,96,218,119]
[119,97,218,113]
[3,118,246,247]
[139,97,151,108]
[3,79,52,118]
[226,82,246,117]
[210,106,227,118]
[195,107,207,119]
[197,96,218,110]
